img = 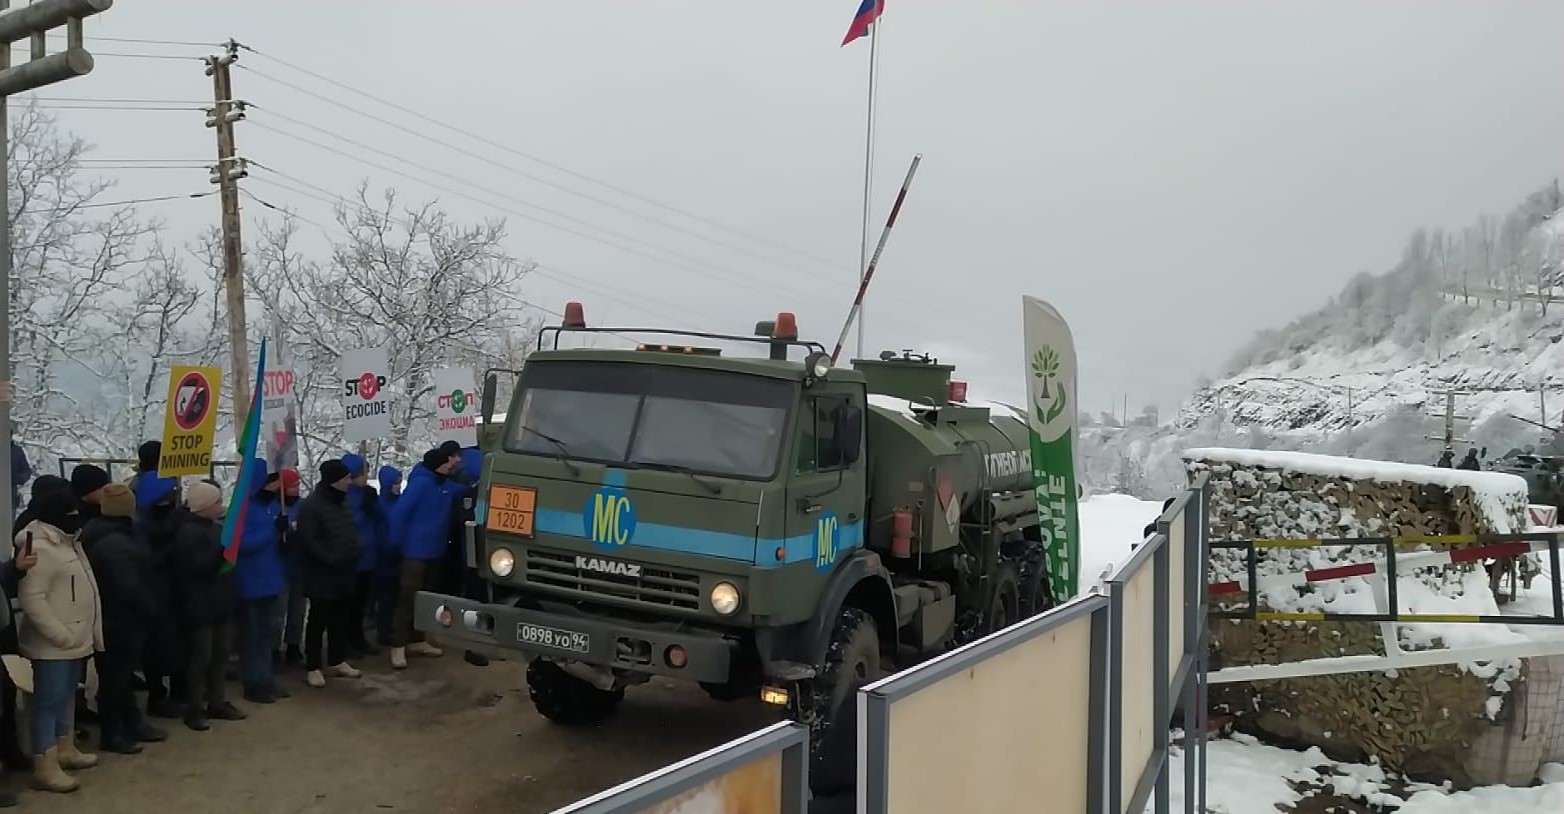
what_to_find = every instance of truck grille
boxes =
[523,549,701,611]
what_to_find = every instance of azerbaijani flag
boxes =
[841,0,884,47]
[219,338,267,573]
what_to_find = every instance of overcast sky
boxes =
[28,0,1564,416]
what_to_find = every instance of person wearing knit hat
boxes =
[274,467,305,670]
[232,459,290,704]
[387,448,463,668]
[79,483,164,754]
[340,454,381,657]
[134,465,187,722]
[297,459,363,687]
[173,481,244,731]
[69,465,111,520]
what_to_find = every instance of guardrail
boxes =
[550,721,808,814]
[548,477,1210,814]
[55,456,241,483]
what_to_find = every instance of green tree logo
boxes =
[1030,347,1067,425]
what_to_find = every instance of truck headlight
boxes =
[710,581,741,615]
[489,547,515,578]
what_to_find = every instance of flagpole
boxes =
[856,8,879,362]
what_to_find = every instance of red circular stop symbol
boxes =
[173,371,212,431]
[357,371,379,400]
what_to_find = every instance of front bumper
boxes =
[412,591,736,683]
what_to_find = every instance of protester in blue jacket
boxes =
[387,447,463,669]
[134,472,187,719]
[341,454,381,657]
[232,459,290,704]
[372,465,403,647]
[449,445,490,667]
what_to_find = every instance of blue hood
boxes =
[134,474,178,509]
[344,453,367,478]
[460,448,484,483]
[377,465,403,494]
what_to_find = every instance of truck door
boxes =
[786,385,867,573]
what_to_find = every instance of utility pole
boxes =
[0,0,110,525]
[204,39,253,443]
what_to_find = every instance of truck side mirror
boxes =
[481,373,498,424]
[835,406,863,465]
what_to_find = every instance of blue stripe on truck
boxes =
[532,508,862,568]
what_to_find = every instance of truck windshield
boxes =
[503,361,793,480]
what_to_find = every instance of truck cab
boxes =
[415,305,891,734]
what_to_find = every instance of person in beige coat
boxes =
[16,484,103,794]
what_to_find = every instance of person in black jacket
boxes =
[9,441,29,516]
[69,464,110,523]
[299,459,363,689]
[174,481,245,731]
[136,476,188,719]
[80,483,165,753]
[1457,448,1481,471]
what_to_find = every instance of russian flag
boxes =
[841,0,884,47]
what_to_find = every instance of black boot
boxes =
[207,701,246,721]
[147,697,182,720]
[284,645,305,669]
[0,788,16,808]
[464,650,490,667]
[132,720,169,743]
[184,707,210,732]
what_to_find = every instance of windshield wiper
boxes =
[641,462,723,495]
[518,424,582,476]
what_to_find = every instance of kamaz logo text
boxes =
[575,556,642,578]
[985,449,1031,480]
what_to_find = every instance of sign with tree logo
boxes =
[1022,296,1081,601]
[159,365,223,477]
[432,366,478,448]
[340,346,392,444]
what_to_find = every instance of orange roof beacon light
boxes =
[772,312,799,341]
[563,300,586,329]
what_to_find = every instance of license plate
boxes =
[486,485,537,537]
[517,623,590,654]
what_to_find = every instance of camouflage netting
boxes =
[1184,448,1533,784]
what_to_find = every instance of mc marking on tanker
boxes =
[585,487,637,549]
[815,512,839,571]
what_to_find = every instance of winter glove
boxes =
[274,514,289,534]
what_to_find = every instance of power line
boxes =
[241,124,818,304]
[44,33,220,48]
[26,103,203,111]
[18,190,215,215]
[235,65,843,282]
[241,175,708,338]
[30,97,208,105]
[235,43,845,271]
[90,51,204,62]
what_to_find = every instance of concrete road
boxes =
[14,650,776,814]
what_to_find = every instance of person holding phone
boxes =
[17,484,102,793]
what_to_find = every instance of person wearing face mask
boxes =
[175,481,246,731]
[17,484,103,794]
[297,460,363,688]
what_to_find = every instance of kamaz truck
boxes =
[414,303,1050,764]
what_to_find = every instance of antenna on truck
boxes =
[829,154,923,365]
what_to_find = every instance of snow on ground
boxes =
[1077,492,1166,594]
[1162,734,1564,814]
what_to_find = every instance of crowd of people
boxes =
[0,438,487,803]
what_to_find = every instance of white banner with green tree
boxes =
[1022,295,1081,600]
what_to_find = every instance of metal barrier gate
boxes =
[1207,532,1564,684]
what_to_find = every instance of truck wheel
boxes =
[526,658,624,726]
[802,607,880,760]
[987,562,1020,634]
[1017,548,1054,618]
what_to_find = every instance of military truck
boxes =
[414,303,1050,762]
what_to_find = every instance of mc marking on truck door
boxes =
[585,487,637,549]
[815,512,839,571]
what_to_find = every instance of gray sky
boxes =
[31,0,1564,415]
